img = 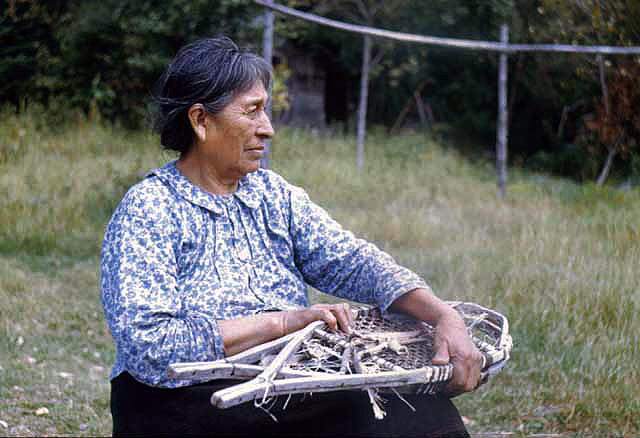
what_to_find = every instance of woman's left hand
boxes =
[280,303,354,336]
[431,309,485,397]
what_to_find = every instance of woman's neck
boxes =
[176,155,239,195]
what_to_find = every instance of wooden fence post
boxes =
[261,0,274,170]
[356,35,372,170]
[255,0,640,183]
[496,23,509,198]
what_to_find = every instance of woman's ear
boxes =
[187,104,208,143]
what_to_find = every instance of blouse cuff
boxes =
[380,280,431,314]
[211,319,226,360]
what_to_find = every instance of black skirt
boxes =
[111,372,470,437]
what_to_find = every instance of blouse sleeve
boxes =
[100,191,224,387]
[287,185,429,312]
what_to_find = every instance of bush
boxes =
[528,142,601,182]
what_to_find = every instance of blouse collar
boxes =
[149,161,263,213]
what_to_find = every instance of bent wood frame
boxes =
[168,301,512,410]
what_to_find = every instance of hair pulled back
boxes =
[152,37,271,155]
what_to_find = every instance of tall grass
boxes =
[0,111,638,436]
[274,127,640,435]
[0,108,170,436]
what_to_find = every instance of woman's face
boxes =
[197,81,274,181]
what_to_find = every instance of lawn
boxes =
[0,109,638,436]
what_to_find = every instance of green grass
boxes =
[1,110,639,436]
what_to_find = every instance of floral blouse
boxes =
[100,161,428,387]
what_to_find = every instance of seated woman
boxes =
[101,36,483,437]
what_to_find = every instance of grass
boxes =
[1,109,638,436]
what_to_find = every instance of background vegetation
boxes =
[2,0,639,183]
[1,0,639,436]
[0,109,638,436]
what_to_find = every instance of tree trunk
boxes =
[414,91,429,130]
[595,53,615,186]
[390,80,428,134]
[597,54,610,115]
[356,35,372,170]
[597,147,616,186]
[556,99,584,140]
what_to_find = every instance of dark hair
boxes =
[152,37,271,155]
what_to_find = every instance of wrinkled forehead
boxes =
[232,82,269,106]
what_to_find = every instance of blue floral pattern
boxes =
[101,161,429,387]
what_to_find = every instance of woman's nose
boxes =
[257,110,275,138]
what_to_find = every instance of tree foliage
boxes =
[2,0,261,125]
[587,61,640,151]
[585,58,640,184]
[2,0,639,182]
[518,0,640,182]
[1,0,67,106]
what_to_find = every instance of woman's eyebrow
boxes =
[242,94,268,107]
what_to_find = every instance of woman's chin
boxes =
[240,159,262,175]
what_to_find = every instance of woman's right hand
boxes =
[279,303,354,337]
[219,303,354,356]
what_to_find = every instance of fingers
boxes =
[431,338,450,365]
[459,348,484,391]
[433,312,484,396]
[311,303,353,334]
[444,346,484,397]
[333,303,354,333]
[282,303,354,336]
[316,308,338,331]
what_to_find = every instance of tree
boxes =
[0,0,68,107]
[59,0,262,124]
[1,0,261,125]
[586,58,640,185]
[531,0,640,183]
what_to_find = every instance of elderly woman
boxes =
[101,36,482,437]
